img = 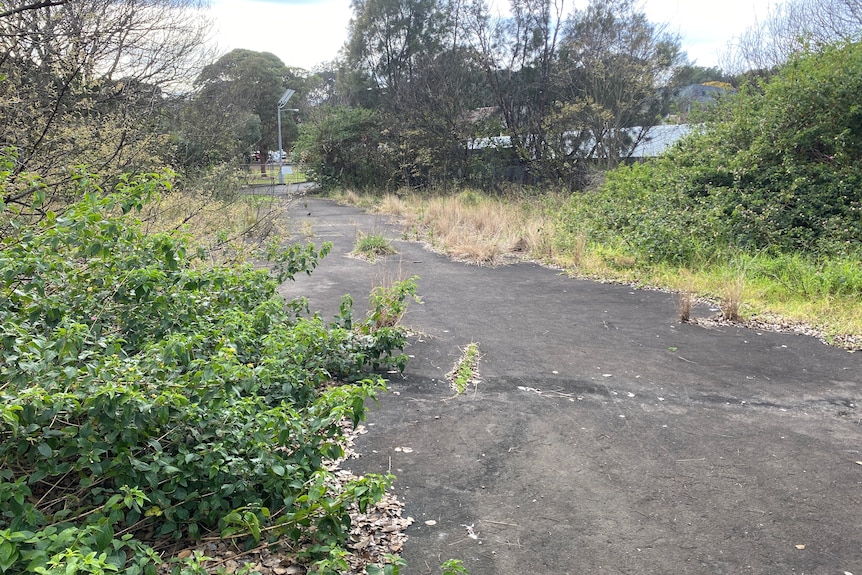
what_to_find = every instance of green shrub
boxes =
[295,107,393,190]
[559,41,862,267]
[0,154,411,573]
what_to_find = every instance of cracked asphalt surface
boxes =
[278,194,862,575]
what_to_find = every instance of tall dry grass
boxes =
[719,272,747,322]
[373,190,567,266]
[139,190,289,264]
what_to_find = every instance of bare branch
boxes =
[0,0,67,20]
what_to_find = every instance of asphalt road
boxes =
[279,195,862,575]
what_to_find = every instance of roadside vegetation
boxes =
[329,40,862,349]
[0,155,423,574]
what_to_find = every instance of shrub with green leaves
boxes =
[0,152,411,574]
[560,40,862,265]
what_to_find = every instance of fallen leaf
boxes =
[424,520,437,526]
[795,544,806,550]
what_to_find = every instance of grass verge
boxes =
[329,188,862,349]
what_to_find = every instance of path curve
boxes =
[279,196,861,575]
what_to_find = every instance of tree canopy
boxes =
[0,0,212,190]
[298,0,685,190]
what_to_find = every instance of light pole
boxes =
[277,88,296,185]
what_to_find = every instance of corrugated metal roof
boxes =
[468,124,693,158]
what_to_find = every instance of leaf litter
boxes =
[158,422,414,575]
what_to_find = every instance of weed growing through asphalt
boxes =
[677,269,695,323]
[447,343,481,395]
[720,272,746,322]
[441,559,470,575]
[353,232,397,262]
[362,276,422,332]
[366,557,469,575]
[300,220,315,238]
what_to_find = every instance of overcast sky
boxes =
[208,0,777,71]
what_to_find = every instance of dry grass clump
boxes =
[676,269,696,323]
[378,193,409,217]
[420,195,518,265]
[720,272,747,322]
[516,216,555,260]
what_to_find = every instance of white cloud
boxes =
[641,0,774,66]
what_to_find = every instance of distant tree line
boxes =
[299,0,688,191]
[2,0,859,204]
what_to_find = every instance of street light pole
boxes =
[277,88,295,185]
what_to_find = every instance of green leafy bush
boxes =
[0,153,412,574]
[560,41,862,265]
[295,107,393,190]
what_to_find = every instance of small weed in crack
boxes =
[447,343,481,395]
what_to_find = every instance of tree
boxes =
[722,0,862,73]
[311,0,682,190]
[346,0,449,99]
[187,49,295,174]
[471,0,567,184]
[0,0,212,197]
[384,46,493,187]
[671,64,731,87]
[548,0,680,177]
[471,0,681,188]
[295,106,391,189]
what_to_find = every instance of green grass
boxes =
[621,255,862,346]
[352,232,396,262]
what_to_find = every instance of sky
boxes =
[208,0,778,72]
